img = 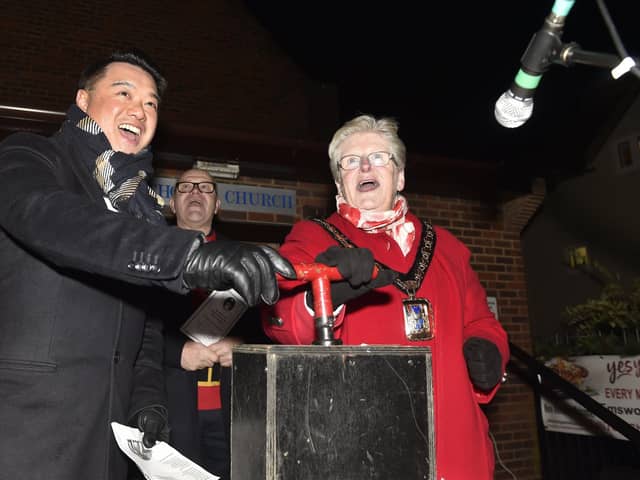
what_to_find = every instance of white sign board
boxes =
[217,183,296,216]
[541,355,640,440]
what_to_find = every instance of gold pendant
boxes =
[402,297,434,341]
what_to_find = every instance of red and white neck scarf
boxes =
[336,194,416,256]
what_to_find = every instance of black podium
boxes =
[231,345,434,479]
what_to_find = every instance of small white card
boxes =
[180,288,248,346]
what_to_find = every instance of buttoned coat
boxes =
[0,130,199,480]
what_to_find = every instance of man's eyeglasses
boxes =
[338,151,396,171]
[175,181,216,194]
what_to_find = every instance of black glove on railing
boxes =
[133,405,170,448]
[183,239,295,306]
[306,246,397,309]
[463,337,503,391]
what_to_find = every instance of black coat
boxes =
[0,131,199,480]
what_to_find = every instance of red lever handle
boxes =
[279,263,379,283]
[276,262,379,346]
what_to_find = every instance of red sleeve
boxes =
[459,243,510,403]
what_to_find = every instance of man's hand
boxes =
[180,340,218,371]
[180,338,243,370]
[133,405,170,448]
[207,337,242,367]
[308,246,397,308]
[183,240,295,306]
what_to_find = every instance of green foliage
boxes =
[536,280,640,358]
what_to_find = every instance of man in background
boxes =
[161,168,265,479]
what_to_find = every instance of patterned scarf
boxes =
[336,194,416,256]
[62,104,166,225]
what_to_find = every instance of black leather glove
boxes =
[463,337,503,391]
[183,239,295,306]
[306,246,397,309]
[134,405,170,448]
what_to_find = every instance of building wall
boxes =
[2,2,541,478]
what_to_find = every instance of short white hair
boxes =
[328,114,406,181]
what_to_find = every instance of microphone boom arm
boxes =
[556,42,637,71]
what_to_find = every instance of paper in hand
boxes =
[111,422,219,480]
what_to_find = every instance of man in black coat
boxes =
[159,168,271,479]
[0,50,294,480]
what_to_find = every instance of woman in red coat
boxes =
[263,114,509,480]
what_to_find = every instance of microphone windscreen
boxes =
[494,90,534,128]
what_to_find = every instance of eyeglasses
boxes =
[175,181,216,194]
[338,151,396,170]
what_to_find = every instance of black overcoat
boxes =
[0,130,199,480]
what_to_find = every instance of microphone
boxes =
[495,0,576,128]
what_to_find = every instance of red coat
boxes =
[264,212,509,480]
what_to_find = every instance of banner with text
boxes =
[541,355,640,440]
[150,178,297,218]
[217,183,296,216]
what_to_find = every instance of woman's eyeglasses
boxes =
[338,151,396,170]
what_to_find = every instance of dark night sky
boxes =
[245,1,640,191]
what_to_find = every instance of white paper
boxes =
[111,422,219,480]
[180,288,248,346]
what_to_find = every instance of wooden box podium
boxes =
[231,345,434,480]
